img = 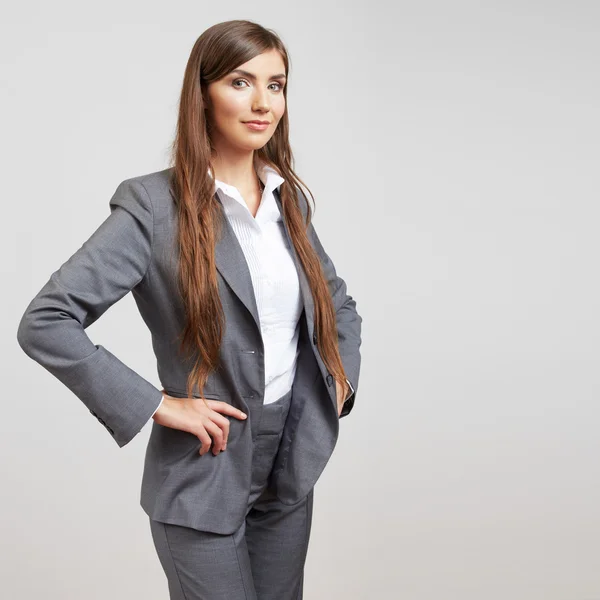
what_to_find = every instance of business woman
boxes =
[17,19,362,600]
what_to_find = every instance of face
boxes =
[205,49,287,153]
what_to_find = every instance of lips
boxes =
[243,121,270,132]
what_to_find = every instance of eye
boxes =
[232,79,284,92]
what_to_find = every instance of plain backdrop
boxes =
[3,2,600,599]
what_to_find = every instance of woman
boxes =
[17,19,362,599]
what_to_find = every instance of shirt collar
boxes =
[208,161,285,225]
[208,162,284,193]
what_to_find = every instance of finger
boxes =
[202,419,225,456]
[204,412,230,451]
[195,426,213,457]
[209,413,231,449]
[189,401,226,453]
[196,403,232,450]
[206,400,248,421]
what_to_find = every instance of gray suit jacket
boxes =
[16,167,362,535]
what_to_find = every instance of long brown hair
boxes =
[168,19,350,404]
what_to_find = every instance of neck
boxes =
[210,151,262,191]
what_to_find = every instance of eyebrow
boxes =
[230,69,287,82]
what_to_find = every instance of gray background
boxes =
[3,2,599,598]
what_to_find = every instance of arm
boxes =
[301,192,363,418]
[16,179,163,447]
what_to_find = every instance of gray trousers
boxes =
[149,388,314,599]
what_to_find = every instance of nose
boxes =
[252,87,271,112]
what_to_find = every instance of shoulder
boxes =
[121,167,174,198]
[112,168,175,220]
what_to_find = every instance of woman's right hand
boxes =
[152,391,248,456]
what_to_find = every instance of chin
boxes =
[237,137,271,151]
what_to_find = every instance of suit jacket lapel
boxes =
[213,193,261,330]
[213,189,315,336]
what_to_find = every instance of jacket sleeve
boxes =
[16,179,164,447]
[300,190,363,418]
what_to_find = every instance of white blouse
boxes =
[211,162,304,406]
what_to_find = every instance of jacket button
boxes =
[326,373,333,386]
